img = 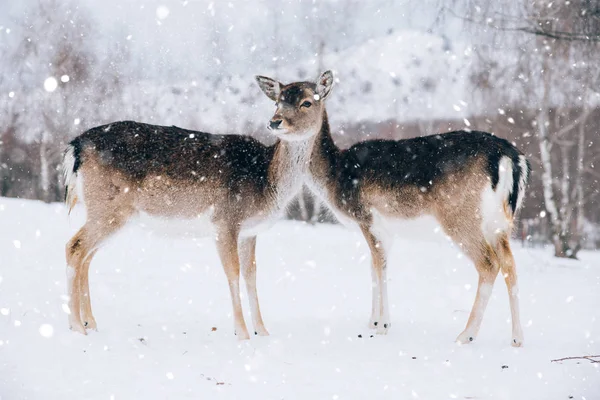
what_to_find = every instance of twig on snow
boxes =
[551,355,600,363]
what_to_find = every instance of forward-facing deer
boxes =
[256,71,531,346]
[63,116,313,338]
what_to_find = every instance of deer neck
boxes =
[307,110,340,198]
[268,136,315,206]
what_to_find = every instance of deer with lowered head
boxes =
[63,106,315,338]
[256,71,530,346]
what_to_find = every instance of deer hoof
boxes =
[69,322,87,335]
[456,331,476,345]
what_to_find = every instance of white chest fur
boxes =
[237,140,313,237]
[273,139,312,205]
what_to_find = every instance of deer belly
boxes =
[371,210,447,244]
[132,209,216,239]
[240,212,281,237]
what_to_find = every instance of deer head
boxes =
[256,71,334,141]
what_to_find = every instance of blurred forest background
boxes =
[0,0,599,256]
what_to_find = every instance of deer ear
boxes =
[316,70,334,100]
[255,75,281,101]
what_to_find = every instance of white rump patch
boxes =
[516,155,528,211]
[480,156,513,244]
[63,145,86,211]
[62,145,76,185]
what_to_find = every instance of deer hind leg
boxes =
[80,249,98,330]
[239,236,269,336]
[215,228,250,340]
[455,245,499,345]
[497,234,524,347]
[436,211,500,344]
[360,224,392,335]
[65,211,131,334]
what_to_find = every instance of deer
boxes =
[62,114,315,339]
[256,71,531,347]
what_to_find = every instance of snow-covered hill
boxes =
[0,197,599,399]
[324,32,472,124]
[117,32,473,136]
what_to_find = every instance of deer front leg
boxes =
[368,265,381,329]
[239,236,269,336]
[66,228,89,335]
[66,265,86,335]
[216,229,250,340]
[361,224,392,335]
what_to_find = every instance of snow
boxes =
[43,77,58,93]
[1,197,599,399]
[156,6,170,20]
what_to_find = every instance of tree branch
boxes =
[551,355,600,363]
[583,167,600,179]
[512,27,600,42]
[554,108,593,138]
[447,8,600,43]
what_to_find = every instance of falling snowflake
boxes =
[156,6,170,20]
[39,324,54,338]
[44,77,58,92]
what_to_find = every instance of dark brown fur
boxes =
[64,120,310,338]
[258,71,529,346]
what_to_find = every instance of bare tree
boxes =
[454,0,600,257]
[450,0,600,42]
[2,0,128,201]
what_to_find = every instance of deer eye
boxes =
[301,101,312,108]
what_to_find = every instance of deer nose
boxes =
[269,119,282,130]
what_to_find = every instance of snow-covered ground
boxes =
[1,197,599,399]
